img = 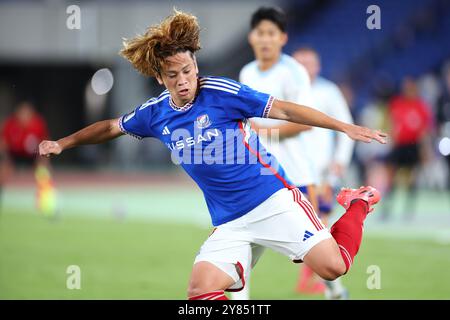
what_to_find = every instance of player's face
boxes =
[249,20,287,62]
[157,51,199,106]
[293,50,320,81]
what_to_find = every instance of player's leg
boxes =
[187,261,235,300]
[315,186,380,276]
[304,198,373,280]
[253,186,380,282]
[188,222,255,300]
[251,187,341,280]
[302,238,346,280]
[317,184,349,299]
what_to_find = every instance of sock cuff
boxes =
[349,199,369,213]
[188,290,226,300]
[338,245,353,273]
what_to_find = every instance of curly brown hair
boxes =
[119,9,201,77]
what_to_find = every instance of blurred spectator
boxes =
[417,73,441,113]
[436,62,450,189]
[0,138,8,209]
[1,101,49,166]
[293,48,354,300]
[384,76,433,220]
[0,101,57,216]
[338,82,355,112]
[355,98,392,201]
[415,72,447,192]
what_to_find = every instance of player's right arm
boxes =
[39,118,123,157]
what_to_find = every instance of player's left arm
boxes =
[268,99,387,144]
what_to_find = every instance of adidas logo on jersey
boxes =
[162,126,171,135]
[303,230,314,241]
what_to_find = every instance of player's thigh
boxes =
[252,188,330,263]
[253,204,344,281]
[188,261,236,297]
[302,237,346,280]
[189,226,254,295]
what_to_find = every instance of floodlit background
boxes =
[1,0,450,299]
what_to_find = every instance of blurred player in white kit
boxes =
[233,8,355,299]
[232,7,320,300]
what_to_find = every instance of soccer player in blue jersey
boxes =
[39,10,386,300]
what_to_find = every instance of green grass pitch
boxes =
[1,208,449,299]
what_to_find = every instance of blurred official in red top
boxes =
[389,77,432,149]
[1,101,49,166]
[384,77,433,221]
[0,101,57,217]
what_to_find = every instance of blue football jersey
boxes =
[119,76,294,226]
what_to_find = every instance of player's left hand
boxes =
[344,124,387,144]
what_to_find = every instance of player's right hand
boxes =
[39,140,62,157]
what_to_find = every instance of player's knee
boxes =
[187,286,204,298]
[318,257,347,281]
[188,283,205,298]
[187,279,218,298]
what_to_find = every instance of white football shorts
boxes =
[194,187,332,292]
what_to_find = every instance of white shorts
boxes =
[194,187,332,292]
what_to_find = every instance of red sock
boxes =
[330,200,369,273]
[188,290,228,300]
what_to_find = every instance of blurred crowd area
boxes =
[344,66,450,220]
[353,66,450,190]
[0,0,449,201]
